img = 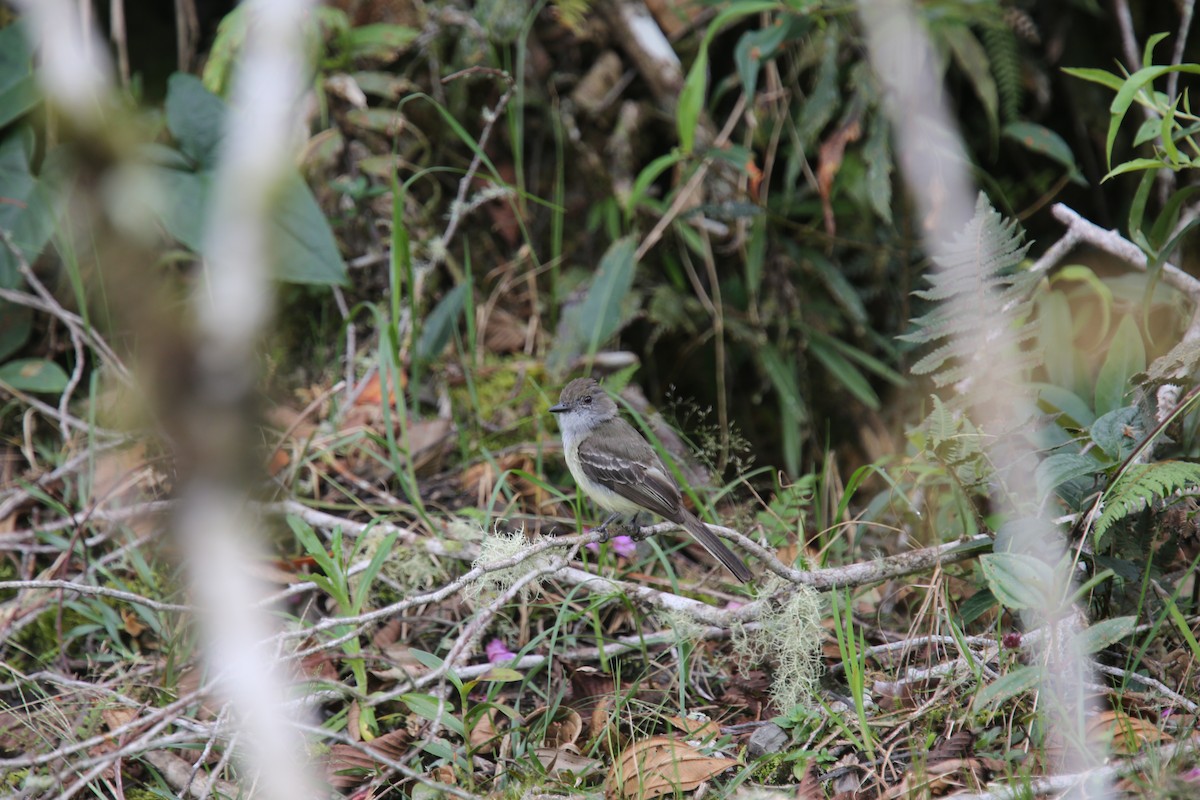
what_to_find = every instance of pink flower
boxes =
[485,638,516,664]
[610,535,637,558]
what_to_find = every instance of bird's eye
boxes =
[583,395,592,405]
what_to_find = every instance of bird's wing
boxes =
[575,422,682,520]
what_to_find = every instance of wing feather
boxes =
[575,422,682,521]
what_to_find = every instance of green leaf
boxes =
[1035,383,1095,427]
[677,50,708,154]
[1062,67,1125,92]
[147,167,347,286]
[402,694,465,738]
[1036,291,1075,390]
[1076,615,1136,655]
[625,150,685,223]
[546,237,638,376]
[166,72,227,169]
[0,300,32,360]
[148,166,210,251]
[979,552,1056,610]
[734,17,795,98]
[944,25,998,140]
[974,664,1043,710]
[759,343,807,476]
[0,358,69,394]
[0,22,39,129]
[1003,122,1085,186]
[1105,64,1200,169]
[1102,157,1173,181]
[270,172,350,285]
[956,588,996,626]
[808,335,879,410]
[678,0,781,153]
[1035,453,1104,502]
[201,4,250,95]
[1090,406,1140,459]
[415,284,468,364]
[343,24,419,60]
[863,114,893,223]
[1094,315,1145,416]
[0,134,67,288]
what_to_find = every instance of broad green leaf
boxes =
[147,167,347,286]
[546,237,638,377]
[0,22,38,129]
[270,172,350,285]
[1003,122,1085,186]
[979,552,1056,610]
[734,16,796,98]
[1094,315,1145,416]
[0,300,32,360]
[956,588,996,626]
[974,664,1043,709]
[149,166,210,251]
[1089,405,1140,459]
[1034,453,1104,501]
[0,134,66,288]
[415,284,468,364]
[166,72,227,169]
[1076,615,1136,655]
[1036,291,1075,390]
[0,358,69,394]
[579,237,637,354]
[1035,383,1095,427]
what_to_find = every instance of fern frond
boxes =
[983,19,1022,123]
[1095,461,1200,539]
[905,194,1039,401]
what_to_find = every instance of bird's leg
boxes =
[627,513,650,541]
[593,512,624,542]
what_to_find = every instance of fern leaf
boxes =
[1095,461,1200,539]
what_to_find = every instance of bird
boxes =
[549,377,752,583]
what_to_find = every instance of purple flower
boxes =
[611,535,637,558]
[485,638,516,664]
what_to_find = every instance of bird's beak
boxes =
[548,402,568,414]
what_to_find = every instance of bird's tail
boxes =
[679,510,752,583]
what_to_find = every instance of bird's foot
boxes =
[591,512,624,543]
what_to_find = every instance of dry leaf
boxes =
[535,744,603,778]
[603,735,739,799]
[121,608,147,638]
[1087,709,1170,755]
[526,706,583,748]
[666,715,720,740]
[468,707,509,754]
[817,118,862,237]
[324,727,414,790]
